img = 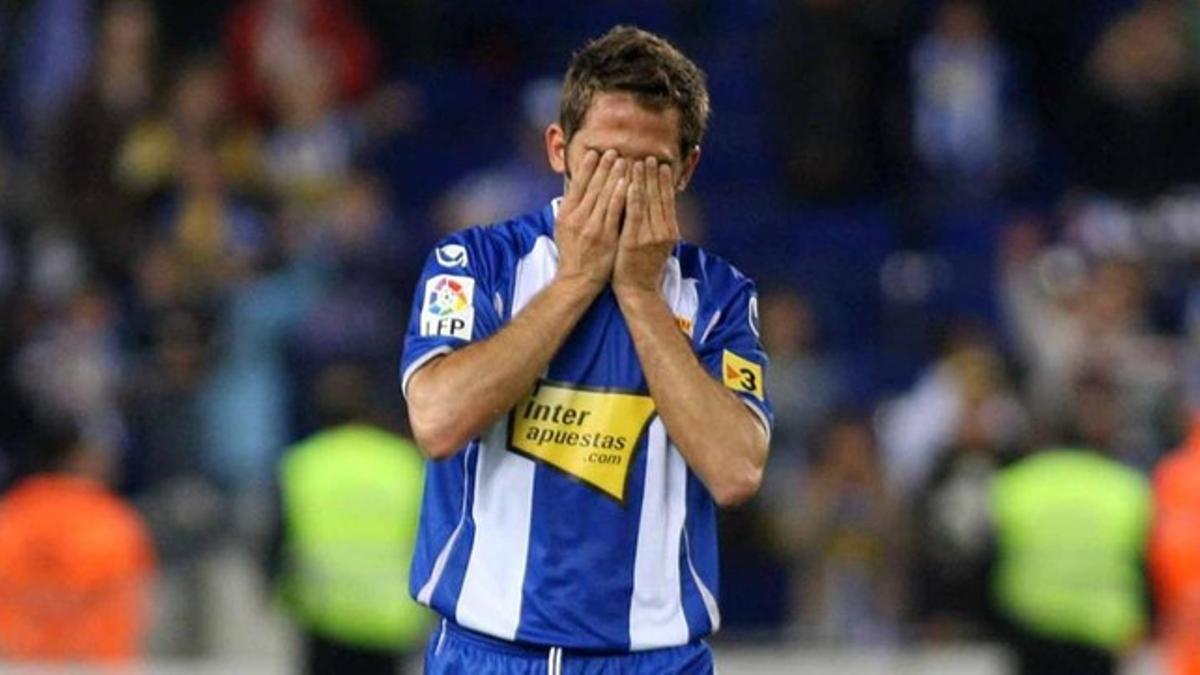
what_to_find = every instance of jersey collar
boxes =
[542,198,563,239]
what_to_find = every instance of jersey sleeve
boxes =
[695,267,774,439]
[400,229,503,398]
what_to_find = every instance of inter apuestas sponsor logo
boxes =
[508,380,656,503]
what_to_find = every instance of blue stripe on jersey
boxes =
[415,441,480,614]
[409,443,469,599]
[516,290,647,649]
[517,450,644,648]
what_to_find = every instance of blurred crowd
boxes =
[1,0,1200,668]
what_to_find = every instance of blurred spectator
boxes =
[12,286,125,453]
[434,78,562,233]
[49,0,158,287]
[1066,1,1200,200]
[783,414,906,643]
[908,397,1015,640]
[7,0,92,145]
[765,0,910,202]
[1150,411,1200,675]
[991,372,1151,675]
[999,219,1087,406]
[293,172,416,397]
[263,45,363,217]
[154,137,269,298]
[223,0,380,120]
[198,241,322,492]
[880,321,1026,497]
[0,420,155,662]
[268,364,427,675]
[911,0,1030,202]
[758,287,846,504]
[122,311,215,518]
[117,53,266,204]
[1002,228,1179,468]
[125,237,210,352]
[123,309,223,655]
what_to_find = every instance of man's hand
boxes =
[613,157,679,298]
[555,149,627,292]
[407,148,627,460]
[612,156,767,507]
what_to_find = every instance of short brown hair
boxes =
[560,25,710,158]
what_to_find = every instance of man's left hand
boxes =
[613,157,679,298]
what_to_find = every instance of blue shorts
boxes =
[424,619,715,675]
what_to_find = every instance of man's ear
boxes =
[546,123,568,176]
[676,146,702,192]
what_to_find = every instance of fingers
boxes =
[624,161,646,241]
[595,157,627,228]
[579,149,619,215]
[602,172,627,237]
[563,149,600,210]
[657,161,679,239]
[645,157,664,239]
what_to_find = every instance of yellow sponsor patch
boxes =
[509,381,656,502]
[722,350,764,401]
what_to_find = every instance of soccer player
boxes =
[401,25,772,674]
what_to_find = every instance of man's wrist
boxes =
[550,273,606,303]
[613,284,667,315]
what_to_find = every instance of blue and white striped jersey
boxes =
[400,201,773,651]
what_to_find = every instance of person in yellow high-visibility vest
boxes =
[268,364,428,675]
[991,372,1152,675]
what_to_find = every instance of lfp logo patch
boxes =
[420,274,475,339]
[427,276,470,315]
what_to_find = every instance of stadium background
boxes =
[0,0,1193,671]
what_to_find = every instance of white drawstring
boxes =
[547,646,563,674]
[435,618,448,656]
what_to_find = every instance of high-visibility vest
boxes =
[992,449,1150,650]
[1151,424,1200,675]
[278,424,428,650]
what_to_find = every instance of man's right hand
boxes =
[555,149,627,292]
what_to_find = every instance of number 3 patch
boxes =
[722,350,764,401]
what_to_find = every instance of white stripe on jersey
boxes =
[629,419,691,649]
[660,257,699,339]
[454,420,534,639]
[454,235,557,639]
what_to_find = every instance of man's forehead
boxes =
[573,92,682,160]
